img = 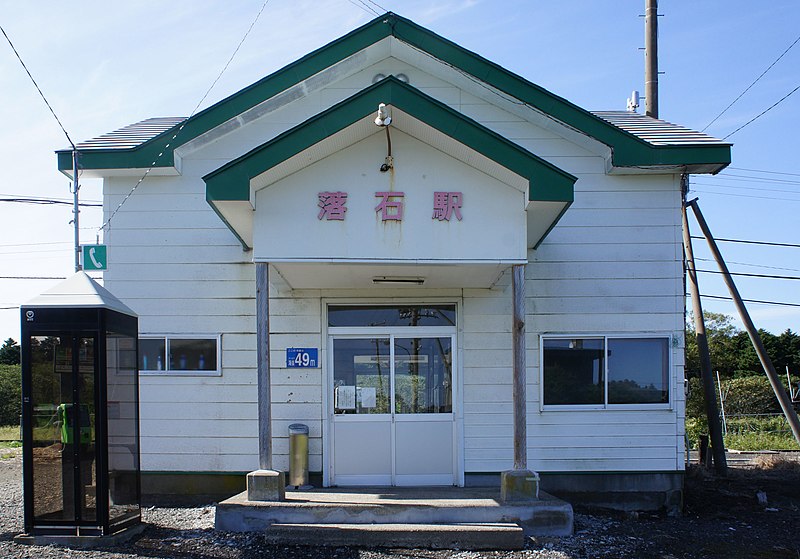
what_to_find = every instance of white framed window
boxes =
[138,335,220,375]
[541,335,671,409]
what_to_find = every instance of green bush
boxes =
[0,364,22,426]
[721,375,782,416]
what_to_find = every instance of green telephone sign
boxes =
[82,244,107,271]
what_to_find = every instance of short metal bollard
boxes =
[288,423,309,488]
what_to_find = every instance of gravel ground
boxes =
[1,446,799,559]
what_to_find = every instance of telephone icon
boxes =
[89,247,102,269]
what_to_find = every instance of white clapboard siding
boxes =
[101,53,685,477]
[542,225,680,245]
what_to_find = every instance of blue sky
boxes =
[1,0,799,341]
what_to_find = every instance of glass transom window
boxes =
[328,305,455,327]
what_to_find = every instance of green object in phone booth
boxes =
[57,404,92,445]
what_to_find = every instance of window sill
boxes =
[139,370,222,377]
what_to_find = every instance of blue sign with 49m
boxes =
[286,347,319,368]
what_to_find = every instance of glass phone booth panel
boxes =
[22,297,141,538]
[28,335,97,525]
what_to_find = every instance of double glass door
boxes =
[330,332,456,486]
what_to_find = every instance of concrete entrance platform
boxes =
[215,486,573,549]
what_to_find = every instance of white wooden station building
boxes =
[58,13,730,508]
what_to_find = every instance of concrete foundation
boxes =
[501,469,540,502]
[14,523,146,548]
[247,469,286,501]
[216,486,573,547]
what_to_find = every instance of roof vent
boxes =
[626,90,640,112]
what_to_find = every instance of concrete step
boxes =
[216,487,573,538]
[260,522,525,550]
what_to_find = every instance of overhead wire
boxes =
[361,0,389,14]
[694,256,800,274]
[695,293,800,309]
[722,83,800,140]
[728,166,800,178]
[701,32,800,133]
[0,197,102,207]
[100,0,271,233]
[689,189,800,202]
[694,268,800,281]
[689,235,800,249]
[0,25,75,148]
[692,180,800,192]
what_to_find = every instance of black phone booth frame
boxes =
[21,303,141,537]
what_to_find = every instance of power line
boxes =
[695,256,800,274]
[693,179,800,192]
[0,276,67,280]
[0,197,101,207]
[696,293,800,309]
[701,32,800,132]
[348,0,380,16]
[722,83,800,140]
[729,166,800,178]
[0,192,102,203]
[690,189,800,202]
[0,25,74,148]
[695,268,800,281]
[361,0,388,13]
[691,235,800,249]
[0,241,70,248]
[100,0,271,233]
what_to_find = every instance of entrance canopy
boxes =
[204,77,575,288]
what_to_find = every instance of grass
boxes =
[687,415,800,451]
[0,425,19,441]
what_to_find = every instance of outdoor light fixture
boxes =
[375,103,393,172]
[372,276,425,285]
[375,103,392,126]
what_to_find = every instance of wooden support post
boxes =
[512,264,527,471]
[501,264,539,502]
[688,200,800,447]
[256,262,272,470]
[247,262,285,501]
[682,203,727,475]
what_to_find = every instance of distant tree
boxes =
[0,338,20,365]
[686,313,800,379]
[685,312,741,377]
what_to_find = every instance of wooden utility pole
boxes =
[645,0,659,118]
[682,201,727,474]
[688,200,800,446]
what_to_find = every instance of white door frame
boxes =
[321,303,463,487]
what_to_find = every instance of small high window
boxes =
[139,336,219,374]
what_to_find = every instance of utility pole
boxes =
[72,149,81,272]
[682,198,727,474]
[644,0,659,118]
[688,199,800,446]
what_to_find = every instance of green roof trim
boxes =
[58,12,730,173]
[203,76,577,204]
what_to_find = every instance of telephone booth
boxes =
[20,272,141,537]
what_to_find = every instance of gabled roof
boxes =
[57,12,730,174]
[204,76,576,250]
